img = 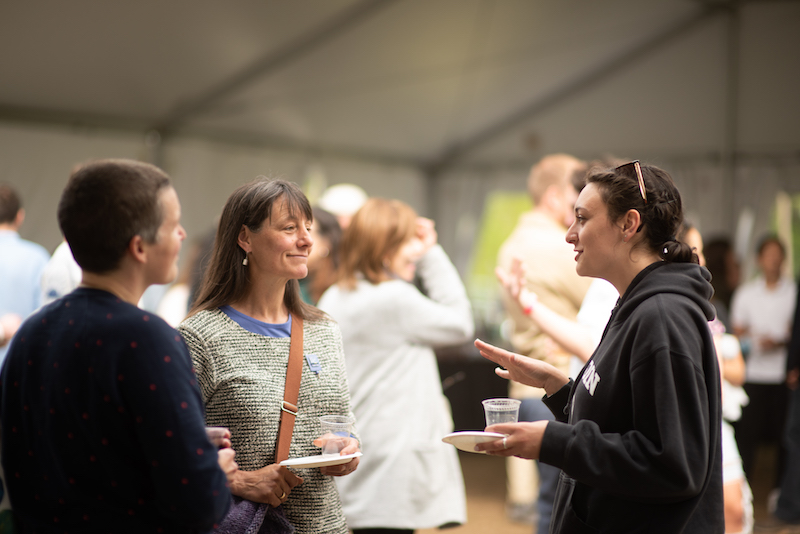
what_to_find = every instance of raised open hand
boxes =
[495,258,538,315]
[474,338,569,396]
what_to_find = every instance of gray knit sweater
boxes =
[179,309,353,534]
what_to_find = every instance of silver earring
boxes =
[242,254,248,266]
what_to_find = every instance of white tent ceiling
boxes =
[1,0,799,264]
[2,0,798,171]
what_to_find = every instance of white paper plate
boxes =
[442,431,505,454]
[280,451,362,469]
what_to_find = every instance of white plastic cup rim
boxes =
[481,398,521,411]
[319,415,355,436]
[319,415,355,425]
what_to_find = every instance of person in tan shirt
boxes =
[496,153,592,530]
[499,154,592,375]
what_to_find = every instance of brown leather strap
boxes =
[276,313,303,463]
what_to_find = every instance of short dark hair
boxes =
[311,206,342,268]
[57,159,171,273]
[586,162,696,264]
[756,234,785,258]
[189,178,325,321]
[0,184,21,224]
[704,237,736,307]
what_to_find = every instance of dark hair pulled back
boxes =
[586,162,697,264]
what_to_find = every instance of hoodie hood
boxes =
[615,261,716,324]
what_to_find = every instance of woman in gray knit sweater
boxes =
[179,178,359,534]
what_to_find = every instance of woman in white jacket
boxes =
[318,198,473,534]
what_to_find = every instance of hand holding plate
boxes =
[472,421,548,460]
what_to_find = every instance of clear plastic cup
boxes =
[319,415,355,457]
[482,398,521,427]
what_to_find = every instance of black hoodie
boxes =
[540,261,724,533]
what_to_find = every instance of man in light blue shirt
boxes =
[0,184,50,368]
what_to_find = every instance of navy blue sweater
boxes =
[1,288,230,532]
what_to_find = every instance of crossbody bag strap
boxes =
[276,313,303,463]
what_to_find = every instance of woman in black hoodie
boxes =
[475,161,723,533]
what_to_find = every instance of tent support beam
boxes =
[169,127,420,168]
[152,0,397,134]
[423,4,724,178]
[0,103,151,133]
[0,104,418,169]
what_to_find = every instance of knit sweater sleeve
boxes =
[177,317,217,406]
[328,320,360,441]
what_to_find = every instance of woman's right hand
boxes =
[230,464,304,507]
[217,448,238,483]
[475,338,569,396]
[473,421,549,460]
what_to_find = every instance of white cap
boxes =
[318,183,368,217]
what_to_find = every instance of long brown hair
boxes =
[337,198,417,289]
[188,178,325,321]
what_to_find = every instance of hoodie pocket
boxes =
[551,472,599,534]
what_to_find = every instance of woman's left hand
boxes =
[320,456,360,476]
[416,217,437,254]
[496,258,538,315]
[312,435,360,476]
[473,421,549,460]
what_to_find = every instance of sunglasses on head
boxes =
[615,160,647,204]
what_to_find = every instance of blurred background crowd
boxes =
[1,1,799,533]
